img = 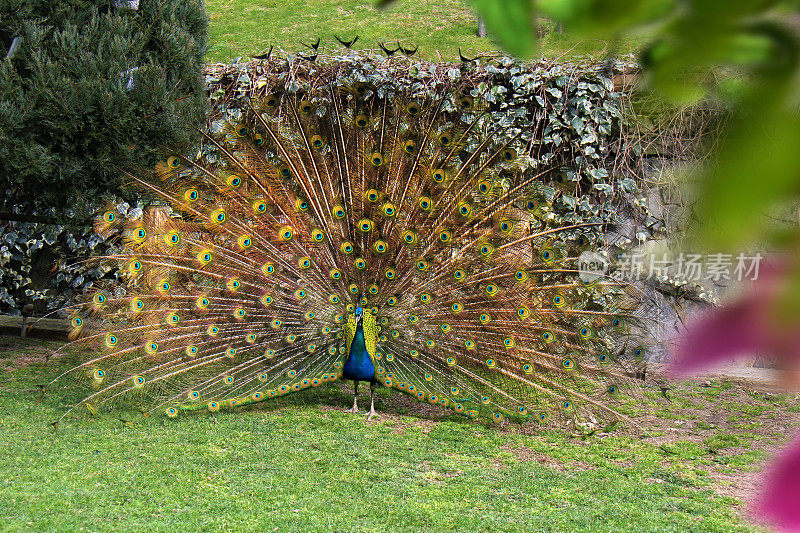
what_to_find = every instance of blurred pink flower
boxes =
[671,259,800,530]
[755,437,800,531]
[672,260,800,379]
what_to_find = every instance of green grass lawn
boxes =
[205,0,647,63]
[2,336,797,531]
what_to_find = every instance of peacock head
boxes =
[354,306,364,322]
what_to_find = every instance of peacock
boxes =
[46,75,652,429]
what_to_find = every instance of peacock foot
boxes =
[366,410,379,421]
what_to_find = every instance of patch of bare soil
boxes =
[0,335,60,371]
[499,443,596,473]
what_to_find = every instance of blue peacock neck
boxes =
[342,315,376,382]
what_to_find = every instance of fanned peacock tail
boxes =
[48,76,654,428]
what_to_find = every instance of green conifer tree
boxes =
[0,0,208,221]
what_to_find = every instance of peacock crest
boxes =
[49,71,653,429]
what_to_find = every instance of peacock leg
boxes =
[346,380,359,413]
[366,381,379,421]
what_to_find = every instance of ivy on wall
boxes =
[206,52,626,229]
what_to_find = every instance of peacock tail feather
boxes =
[49,74,653,428]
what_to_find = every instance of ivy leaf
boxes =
[545,87,562,98]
